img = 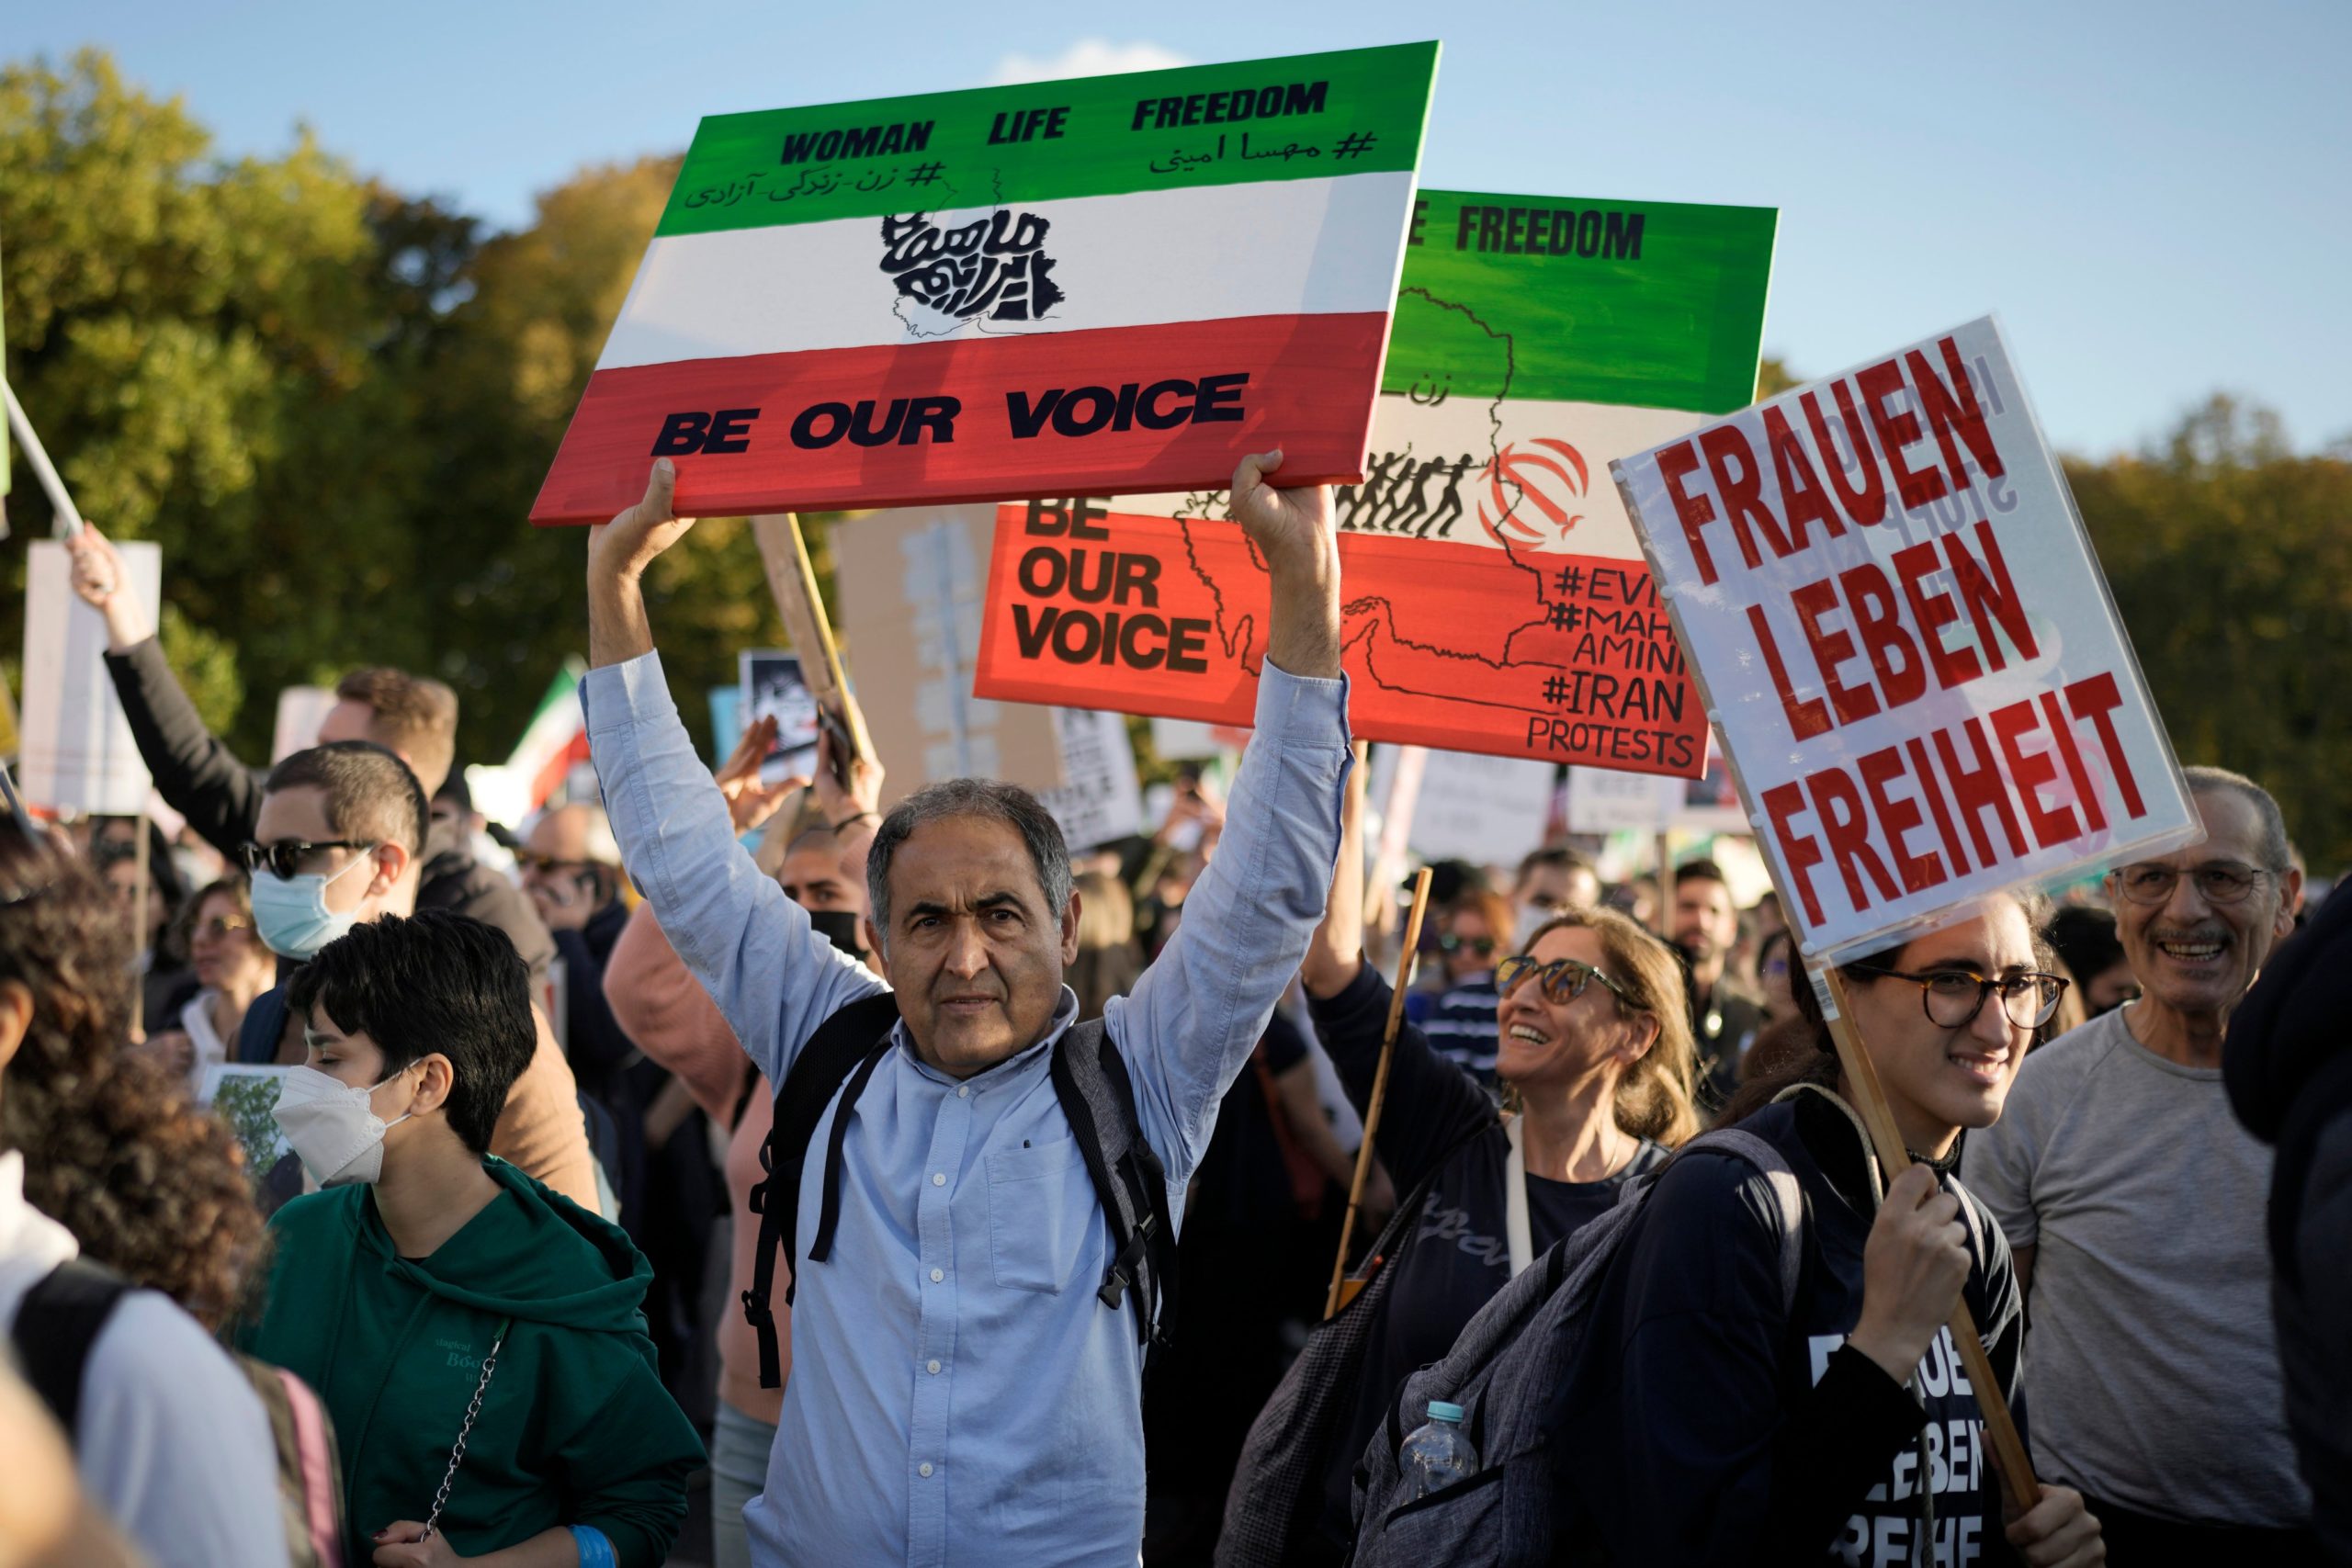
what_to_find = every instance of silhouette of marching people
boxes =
[1337,450,1481,538]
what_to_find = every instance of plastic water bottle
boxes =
[1399,1399,1479,1499]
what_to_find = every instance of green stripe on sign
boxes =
[1386,192,1777,416]
[656,41,1437,237]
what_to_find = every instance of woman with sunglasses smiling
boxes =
[1261,767,1698,1562]
[1550,893,2104,1565]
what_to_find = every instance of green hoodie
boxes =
[238,1157,703,1568]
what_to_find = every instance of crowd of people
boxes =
[0,453,2340,1566]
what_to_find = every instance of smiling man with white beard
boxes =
[1965,765,2317,1557]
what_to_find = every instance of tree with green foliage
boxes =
[2069,396,2352,874]
[1,52,811,775]
[0,50,412,735]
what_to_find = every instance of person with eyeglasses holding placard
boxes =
[1561,891,2104,1565]
[1966,765,2318,1557]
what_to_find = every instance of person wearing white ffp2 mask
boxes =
[235,910,704,1568]
[1511,846,1601,948]
[271,1055,423,1187]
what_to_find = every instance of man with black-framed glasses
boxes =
[1966,766,2317,1555]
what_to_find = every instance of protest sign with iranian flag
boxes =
[530,44,1438,525]
[1611,316,2199,960]
[971,186,1776,777]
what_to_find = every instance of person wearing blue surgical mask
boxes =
[231,744,606,1217]
[244,834,395,960]
[241,745,420,967]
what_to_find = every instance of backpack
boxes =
[741,992,1179,1387]
[1343,1128,1805,1568]
[12,1258,348,1568]
[1216,1122,1489,1568]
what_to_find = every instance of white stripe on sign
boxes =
[595,170,1415,370]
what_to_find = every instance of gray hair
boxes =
[2182,765,2291,873]
[865,779,1071,948]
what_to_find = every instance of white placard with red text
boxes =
[1611,316,2197,959]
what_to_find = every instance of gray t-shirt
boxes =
[1964,1005,2309,1526]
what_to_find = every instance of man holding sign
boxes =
[580,452,1347,1565]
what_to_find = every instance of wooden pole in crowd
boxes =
[1652,829,1674,939]
[129,808,150,1038]
[1325,864,1435,1320]
[752,513,874,785]
[1813,963,2042,1513]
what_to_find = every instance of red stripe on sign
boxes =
[530,312,1390,525]
[976,507,1709,778]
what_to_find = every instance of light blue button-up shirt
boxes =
[583,651,1348,1567]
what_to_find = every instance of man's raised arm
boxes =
[1114,448,1351,1179]
[582,460,882,1077]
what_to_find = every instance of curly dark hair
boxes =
[0,826,266,1329]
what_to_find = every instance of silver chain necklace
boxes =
[420,1318,510,1542]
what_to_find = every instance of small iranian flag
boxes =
[531,43,1438,525]
[507,660,593,812]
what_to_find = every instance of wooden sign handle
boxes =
[1817,964,2041,1515]
[129,809,150,1039]
[752,513,874,767]
[1325,866,1435,1320]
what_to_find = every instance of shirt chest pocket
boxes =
[986,1135,1091,1294]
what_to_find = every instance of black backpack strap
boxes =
[1050,1021,1180,1349]
[808,1036,897,1269]
[743,989,901,1389]
[11,1259,134,1438]
[1658,1126,1807,1312]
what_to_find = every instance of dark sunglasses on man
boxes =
[238,839,376,883]
[1438,933,1497,957]
[514,851,596,878]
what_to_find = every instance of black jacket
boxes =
[1561,1091,2027,1565]
[101,637,553,990]
[2225,882,2352,1562]
[556,897,639,1105]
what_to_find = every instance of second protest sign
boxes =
[1611,315,2199,957]
[972,185,1779,777]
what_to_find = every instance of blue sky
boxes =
[23,0,2349,456]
